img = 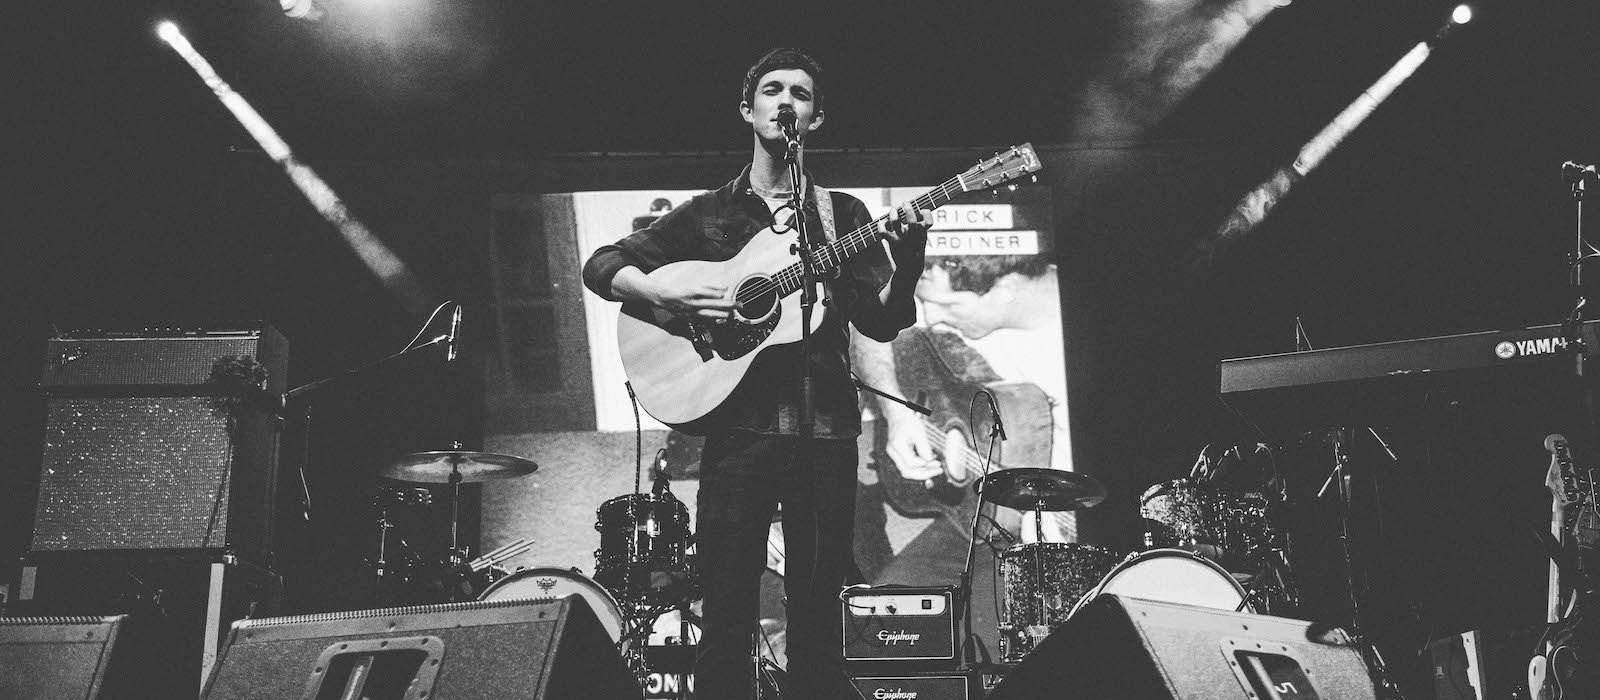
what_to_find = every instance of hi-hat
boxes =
[379,451,538,483]
[976,468,1106,511]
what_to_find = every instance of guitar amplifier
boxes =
[850,672,977,700]
[42,324,288,393]
[841,586,957,669]
[30,324,287,562]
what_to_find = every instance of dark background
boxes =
[5,0,1599,694]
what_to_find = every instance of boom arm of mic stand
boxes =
[852,376,932,415]
[282,335,450,405]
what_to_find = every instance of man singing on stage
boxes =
[582,48,929,698]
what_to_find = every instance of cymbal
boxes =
[975,468,1106,512]
[379,451,538,484]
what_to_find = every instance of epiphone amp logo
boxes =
[872,690,918,700]
[1495,336,1567,360]
[877,630,922,645]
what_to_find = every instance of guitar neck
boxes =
[769,176,967,297]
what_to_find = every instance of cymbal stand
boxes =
[1321,427,1405,700]
[446,442,466,566]
[1030,499,1048,645]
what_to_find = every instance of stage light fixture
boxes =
[1451,4,1473,25]
[156,21,181,44]
[280,0,324,21]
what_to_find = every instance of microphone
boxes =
[1563,160,1597,185]
[447,303,462,362]
[987,392,1007,441]
[776,105,800,145]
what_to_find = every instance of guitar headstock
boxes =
[1547,433,1585,505]
[959,143,1042,194]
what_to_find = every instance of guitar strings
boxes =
[918,421,987,482]
[732,175,968,307]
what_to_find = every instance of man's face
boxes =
[741,68,823,144]
[916,265,1008,339]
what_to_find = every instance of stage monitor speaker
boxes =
[986,595,1379,700]
[0,615,130,699]
[202,595,642,700]
[16,554,281,699]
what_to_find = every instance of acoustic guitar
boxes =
[617,144,1042,432]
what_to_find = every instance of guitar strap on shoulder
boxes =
[812,185,837,242]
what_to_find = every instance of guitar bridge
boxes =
[683,319,715,361]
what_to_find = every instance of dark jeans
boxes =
[695,430,860,700]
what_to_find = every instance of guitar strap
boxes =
[812,185,837,242]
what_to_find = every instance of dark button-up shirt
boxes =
[583,166,914,438]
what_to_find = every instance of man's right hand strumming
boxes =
[611,266,736,321]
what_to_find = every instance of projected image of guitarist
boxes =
[860,254,1072,584]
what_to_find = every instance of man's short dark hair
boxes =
[929,256,1054,295]
[742,48,824,111]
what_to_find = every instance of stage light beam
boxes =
[1187,5,1473,273]
[156,21,435,315]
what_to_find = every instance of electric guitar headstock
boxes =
[1547,434,1583,506]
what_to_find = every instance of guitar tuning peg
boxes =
[1008,183,1018,191]
[991,189,1001,200]
[1030,174,1038,183]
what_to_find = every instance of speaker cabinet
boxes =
[986,595,1379,700]
[42,325,288,392]
[202,595,642,700]
[15,555,281,699]
[850,671,977,700]
[0,615,129,700]
[31,325,286,562]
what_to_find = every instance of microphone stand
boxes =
[783,125,824,698]
[280,336,451,548]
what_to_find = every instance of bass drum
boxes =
[1068,548,1251,620]
[478,567,626,643]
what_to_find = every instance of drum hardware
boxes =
[1321,426,1406,700]
[971,468,1109,664]
[368,486,431,585]
[381,447,538,567]
[371,449,538,603]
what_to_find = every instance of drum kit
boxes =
[364,445,1299,687]
[367,448,701,689]
[978,462,1298,665]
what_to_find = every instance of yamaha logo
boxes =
[1496,336,1565,360]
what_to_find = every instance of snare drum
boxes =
[479,567,627,643]
[996,542,1120,663]
[594,494,693,601]
[1068,548,1251,621]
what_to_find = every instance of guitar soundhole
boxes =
[734,275,778,323]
